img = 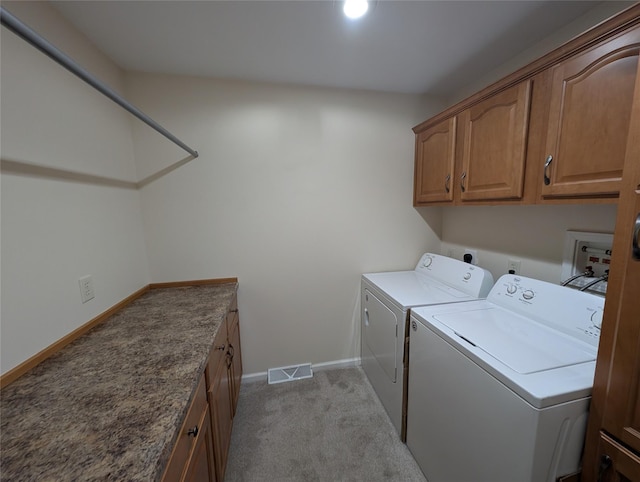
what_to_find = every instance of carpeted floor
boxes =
[224,366,427,482]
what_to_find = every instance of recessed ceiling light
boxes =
[343,0,369,19]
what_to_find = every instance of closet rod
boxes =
[0,7,199,159]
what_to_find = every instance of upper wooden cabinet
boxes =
[458,80,531,201]
[413,117,456,205]
[412,6,640,206]
[541,26,640,199]
[413,80,532,206]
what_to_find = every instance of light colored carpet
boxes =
[224,366,427,482]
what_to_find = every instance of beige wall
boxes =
[0,2,150,375]
[447,1,635,106]
[126,73,444,375]
[0,0,628,378]
[441,204,617,284]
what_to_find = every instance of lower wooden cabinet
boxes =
[164,293,243,482]
[162,378,216,482]
[184,409,216,482]
[228,306,242,415]
[206,293,242,482]
[593,432,640,482]
[209,344,234,482]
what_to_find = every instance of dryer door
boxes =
[363,289,398,382]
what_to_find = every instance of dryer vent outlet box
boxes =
[268,363,313,384]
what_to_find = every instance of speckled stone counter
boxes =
[0,282,237,482]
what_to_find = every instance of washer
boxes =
[361,253,494,441]
[407,274,604,482]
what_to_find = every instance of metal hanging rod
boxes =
[0,7,198,159]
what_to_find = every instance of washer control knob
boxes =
[591,310,603,330]
[463,272,471,281]
[423,256,433,267]
[522,290,535,300]
[506,284,517,294]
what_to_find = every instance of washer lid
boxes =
[434,308,596,374]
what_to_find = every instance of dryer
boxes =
[361,253,494,440]
[407,274,604,482]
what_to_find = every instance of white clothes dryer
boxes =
[361,253,494,440]
[407,274,604,482]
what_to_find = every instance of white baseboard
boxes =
[312,357,361,372]
[241,357,361,384]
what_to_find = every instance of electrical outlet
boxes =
[79,275,95,303]
[463,249,478,265]
[507,259,521,275]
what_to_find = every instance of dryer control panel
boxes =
[488,274,604,347]
[415,253,494,298]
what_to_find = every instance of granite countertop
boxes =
[0,282,237,482]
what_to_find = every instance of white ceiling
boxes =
[49,1,628,96]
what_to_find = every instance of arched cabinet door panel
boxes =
[458,80,531,201]
[542,26,640,198]
[414,117,456,205]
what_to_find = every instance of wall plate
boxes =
[561,230,613,294]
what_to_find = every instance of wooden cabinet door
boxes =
[458,80,531,201]
[413,117,456,205]
[583,56,640,482]
[599,82,640,456]
[162,378,213,482]
[541,26,640,198]
[228,312,242,415]
[600,195,640,455]
[210,353,233,482]
[594,433,640,482]
[184,409,216,482]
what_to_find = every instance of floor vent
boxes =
[268,363,313,384]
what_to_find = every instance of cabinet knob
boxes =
[460,172,467,192]
[216,344,226,351]
[187,426,199,438]
[543,155,553,185]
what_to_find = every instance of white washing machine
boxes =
[361,253,494,441]
[407,274,604,482]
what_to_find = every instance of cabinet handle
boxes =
[543,155,553,185]
[597,454,612,482]
[633,213,640,261]
[460,172,467,192]
[226,351,233,369]
[187,426,199,438]
[230,308,238,313]
[445,174,451,193]
[215,344,226,351]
